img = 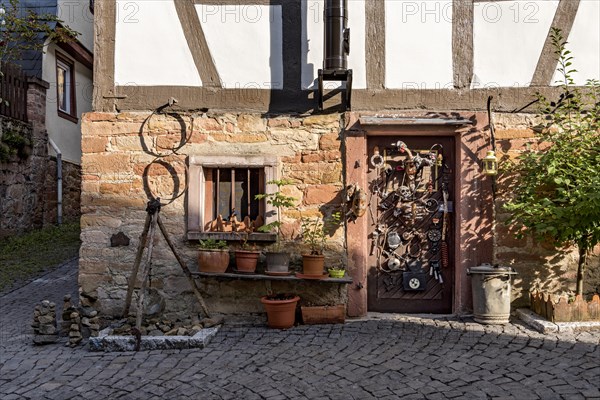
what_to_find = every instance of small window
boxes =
[187,155,279,241]
[56,53,77,122]
[204,167,264,228]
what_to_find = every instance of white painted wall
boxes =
[114,0,202,86]
[302,0,367,90]
[197,4,283,89]
[109,0,599,91]
[57,0,94,52]
[552,0,600,86]
[42,43,93,164]
[385,0,454,90]
[473,1,559,88]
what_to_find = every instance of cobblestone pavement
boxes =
[1,260,599,400]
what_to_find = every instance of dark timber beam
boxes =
[531,0,581,86]
[93,0,116,112]
[366,2,386,89]
[452,0,474,89]
[175,0,222,88]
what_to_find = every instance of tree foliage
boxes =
[504,28,600,295]
[1,0,78,108]
[0,0,78,63]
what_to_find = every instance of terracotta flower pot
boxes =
[302,254,325,276]
[198,249,230,273]
[261,295,300,329]
[235,250,260,273]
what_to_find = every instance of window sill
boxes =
[191,271,353,284]
[58,110,79,123]
[187,231,277,242]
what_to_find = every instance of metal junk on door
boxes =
[368,140,452,295]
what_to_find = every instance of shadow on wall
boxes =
[495,134,600,305]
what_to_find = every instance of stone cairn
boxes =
[32,300,58,344]
[61,294,100,347]
[61,295,81,346]
[80,291,101,338]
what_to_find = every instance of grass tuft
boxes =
[0,221,81,292]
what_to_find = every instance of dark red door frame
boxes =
[343,112,494,317]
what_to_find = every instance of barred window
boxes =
[187,155,278,241]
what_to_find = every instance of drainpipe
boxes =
[324,0,349,71]
[48,138,63,225]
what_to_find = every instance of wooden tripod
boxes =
[122,199,211,330]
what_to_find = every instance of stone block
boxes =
[302,114,340,127]
[83,153,131,174]
[238,114,266,132]
[38,325,57,335]
[83,112,117,122]
[37,315,55,325]
[495,128,536,139]
[319,132,341,150]
[33,334,59,345]
[112,136,142,151]
[303,185,342,205]
[194,117,223,132]
[301,150,340,163]
[82,136,108,153]
[82,121,141,137]
[81,215,122,229]
[268,118,291,128]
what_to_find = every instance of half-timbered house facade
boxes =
[81,0,600,319]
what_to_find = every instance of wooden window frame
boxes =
[55,52,78,123]
[187,155,279,241]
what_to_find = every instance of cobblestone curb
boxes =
[89,326,221,352]
[516,308,600,334]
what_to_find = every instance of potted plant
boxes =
[300,212,341,276]
[255,179,297,274]
[198,239,230,273]
[234,230,260,273]
[260,293,300,329]
[327,266,346,278]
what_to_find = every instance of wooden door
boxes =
[367,135,455,313]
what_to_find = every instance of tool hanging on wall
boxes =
[346,184,368,219]
[123,199,211,326]
[441,185,450,269]
[369,139,449,292]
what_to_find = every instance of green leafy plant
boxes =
[301,212,341,255]
[255,179,297,251]
[504,28,600,295]
[0,128,31,161]
[198,238,227,250]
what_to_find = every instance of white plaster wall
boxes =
[552,0,600,86]
[301,0,367,90]
[42,43,93,164]
[57,0,94,52]
[473,0,559,88]
[114,0,202,86]
[197,5,283,89]
[385,0,454,89]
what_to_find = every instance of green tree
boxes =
[1,0,78,105]
[504,28,600,295]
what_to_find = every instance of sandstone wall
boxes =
[79,110,599,318]
[0,79,50,237]
[79,112,346,318]
[494,113,600,306]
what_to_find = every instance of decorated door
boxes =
[367,136,455,313]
